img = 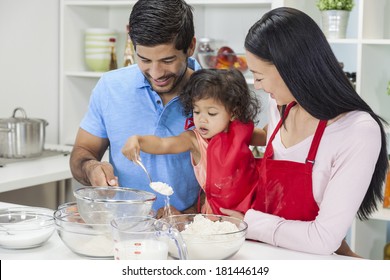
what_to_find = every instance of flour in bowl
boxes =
[168,214,245,259]
[150,182,174,196]
[182,214,239,235]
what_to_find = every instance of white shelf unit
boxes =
[60,0,390,259]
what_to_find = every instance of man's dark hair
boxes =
[129,0,194,53]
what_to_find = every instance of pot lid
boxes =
[0,107,47,125]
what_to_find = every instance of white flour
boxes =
[150,182,174,196]
[0,227,54,249]
[182,214,239,236]
[169,214,245,259]
[60,232,114,259]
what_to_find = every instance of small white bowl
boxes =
[85,49,110,55]
[0,207,55,249]
[85,41,114,47]
[85,28,117,35]
[85,55,111,72]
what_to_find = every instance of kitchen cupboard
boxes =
[60,0,390,259]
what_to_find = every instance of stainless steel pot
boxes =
[0,107,49,158]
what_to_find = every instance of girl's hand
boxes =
[219,208,245,220]
[121,136,141,161]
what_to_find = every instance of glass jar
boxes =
[197,38,215,54]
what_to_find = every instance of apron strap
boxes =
[265,101,327,164]
[271,101,296,142]
[264,102,297,158]
[306,120,327,164]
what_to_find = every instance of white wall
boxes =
[0,0,59,144]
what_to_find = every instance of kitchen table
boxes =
[0,202,357,260]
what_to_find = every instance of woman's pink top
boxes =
[245,98,382,254]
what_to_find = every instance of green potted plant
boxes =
[317,0,354,11]
[316,0,355,39]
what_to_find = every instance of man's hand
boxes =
[83,160,118,186]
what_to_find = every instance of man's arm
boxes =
[70,128,117,186]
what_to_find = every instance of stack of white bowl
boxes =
[84,28,117,72]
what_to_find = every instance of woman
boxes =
[221,7,388,256]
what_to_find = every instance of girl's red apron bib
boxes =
[205,120,259,215]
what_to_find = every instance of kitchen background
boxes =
[0,0,389,259]
[0,0,63,209]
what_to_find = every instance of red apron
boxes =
[253,102,327,221]
[205,120,259,215]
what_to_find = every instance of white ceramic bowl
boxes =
[85,52,111,72]
[85,28,117,36]
[85,48,111,54]
[84,28,117,71]
[73,187,157,225]
[0,207,55,249]
[85,58,110,72]
[162,214,247,260]
[54,202,114,259]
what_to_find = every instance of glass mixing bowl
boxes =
[0,207,55,249]
[73,187,156,224]
[54,202,114,259]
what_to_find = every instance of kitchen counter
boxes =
[0,233,357,260]
[0,144,73,193]
[0,202,357,261]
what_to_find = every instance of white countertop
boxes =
[0,233,357,260]
[0,144,73,193]
[0,202,356,261]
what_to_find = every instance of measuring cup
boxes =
[110,216,187,260]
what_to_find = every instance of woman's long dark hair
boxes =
[245,7,388,220]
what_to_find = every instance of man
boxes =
[70,0,200,214]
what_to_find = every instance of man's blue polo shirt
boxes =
[80,58,201,211]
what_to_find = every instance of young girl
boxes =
[122,68,266,214]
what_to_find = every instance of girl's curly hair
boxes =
[179,68,260,124]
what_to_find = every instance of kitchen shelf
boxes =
[327,39,359,44]
[370,207,390,221]
[65,71,103,78]
[362,39,390,45]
